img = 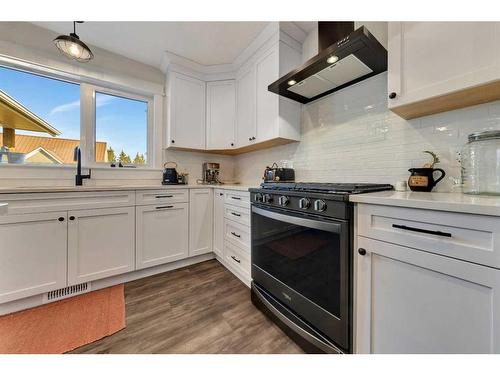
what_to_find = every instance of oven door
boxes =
[251,204,350,351]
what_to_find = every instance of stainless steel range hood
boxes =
[268,22,387,104]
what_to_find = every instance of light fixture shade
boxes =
[54,34,94,62]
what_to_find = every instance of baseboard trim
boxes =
[0,253,215,316]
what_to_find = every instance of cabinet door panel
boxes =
[236,67,256,148]
[169,72,206,149]
[0,212,67,303]
[206,81,236,150]
[256,45,279,142]
[136,203,188,269]
[68,207,135,284]
[389,22,500,109]
[213,190,225,258]
[356,236,500,354]
[189,189,213,256]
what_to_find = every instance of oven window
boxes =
[252,209,343,317]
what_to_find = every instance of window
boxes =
[94,91,149,166]
[0,63,155,168]
[0,66,80,165]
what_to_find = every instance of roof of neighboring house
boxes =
[0,90,61,136]
[0,134,107,164]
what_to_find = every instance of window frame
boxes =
[81,84,154,169]
[0,60,157,170]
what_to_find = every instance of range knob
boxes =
[314,199,327,212]
[254,193,263,202]
[299,197,311,209]
[263,194,273,203]
[278,196,290,206]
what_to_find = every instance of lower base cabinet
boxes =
[189,189,213,256]
[136,203,189,269]
[356,236,500,354]
[0,212,68,304]
[68,207,135,285]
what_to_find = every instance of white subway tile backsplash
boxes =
[235,72,500,192]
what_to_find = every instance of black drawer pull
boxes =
[231,212,241,217]
[156,205,174,210]
[392,224,452,238]
[231,255,241,264]
[231,196,241,200]
[155,195,173,198]
[231,231,241,238]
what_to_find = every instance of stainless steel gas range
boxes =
[249,182,393,354]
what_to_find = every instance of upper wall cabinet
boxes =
[388,22,500,119]
[206,80,236,150]
[164,24,303,154]
[167,72,206,150]
[236,41,302,152]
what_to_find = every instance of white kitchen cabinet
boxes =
[388,22,500,119]
[236,66,257,148]
[189,189,213,256]
[67,206,135,285]
[206,80,236,150]
[213,189,225,259]
[167,71,206,149]
[136,203,189,270]
[356,236,500,354]
[255,45,279,142]
[0,212,67,303]
[236,41,301,150]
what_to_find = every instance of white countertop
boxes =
[0,184,256,194]
[349,190,500,216]
[0,203,7,215]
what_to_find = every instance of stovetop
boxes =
[258,182,393,195]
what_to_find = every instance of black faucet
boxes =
[73,146,91,186]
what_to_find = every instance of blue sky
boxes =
[0,66,147,160]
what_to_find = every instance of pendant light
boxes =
[53,21,94,62]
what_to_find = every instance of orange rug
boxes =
[0,284,126,354]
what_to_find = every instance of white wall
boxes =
[234,72,500,192]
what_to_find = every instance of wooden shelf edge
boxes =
[390,80,500,120]
[166,138,299,156]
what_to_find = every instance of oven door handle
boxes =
[252,206,343,234]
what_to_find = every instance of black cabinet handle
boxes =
[392,224,452,237]
[251,136,256,140]
[248,137,252,141]
[358,248,366,256]
[231,196,241,200]
[69,216,75,221]
[156,205,174,210]
[219,193,224,196]
[389,92,397,99]
[171,139,175,144]
[155,195,173,198]
[231,212,241,217]
[58,217,65,222]
[231,143,234,146]
[231,255,241,264]
[231,231,241,238]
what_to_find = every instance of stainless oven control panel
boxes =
[250,189,350,220]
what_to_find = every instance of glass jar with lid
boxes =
[461,130,500,195]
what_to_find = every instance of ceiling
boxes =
[33,22,270,69]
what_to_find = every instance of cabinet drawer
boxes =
[224,218,250,250]
[135,189,188,205]
[358,204,500,269]
[0,191,135,214]
[224,240,250,279]
[224,204,250,226]
[224,190,250,209]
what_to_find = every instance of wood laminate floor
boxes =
[70,260,304,354]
